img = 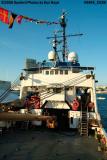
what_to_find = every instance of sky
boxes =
[0,0,107,85]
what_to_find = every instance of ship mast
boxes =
[59,12,83,62]
[52,31,60,62]
[60,12,66,62]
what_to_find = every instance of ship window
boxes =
[50,70,54,75]
[55,70,58,74]
[46,71,49,75]
[65,70,68,74]
[60,70,63,74]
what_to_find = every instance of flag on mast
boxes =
[0,7,9,24]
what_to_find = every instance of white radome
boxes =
[48,51,56,61]
[68,52,78,62]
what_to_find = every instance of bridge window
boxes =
[46,71,49,75]
[55,70,58,74]
[65,70,68,74]
[50,70,54,75]
[60,70,63,74]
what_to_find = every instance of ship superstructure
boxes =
[19,12,100,135]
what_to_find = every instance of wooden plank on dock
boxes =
[0,112,56,121]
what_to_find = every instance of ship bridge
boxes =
[23,61,94,74]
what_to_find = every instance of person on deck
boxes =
[81,88,91,111]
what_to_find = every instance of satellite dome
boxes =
[68,52,78,62]
[48,51,56,61]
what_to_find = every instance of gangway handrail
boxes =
[40,73,88,99]
[41,73,90,101]
[0,74,21,103]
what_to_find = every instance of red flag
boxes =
[16,15,23,24]
[0,7,9,24]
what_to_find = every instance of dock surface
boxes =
[0,129,106,160]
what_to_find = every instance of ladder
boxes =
[80,107,88,136]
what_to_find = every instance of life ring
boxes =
[72,99,79,111]
[34,101,40,109]
[30,96,40,109]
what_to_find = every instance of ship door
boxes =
[55,109,69,130]
[43,109,69,130]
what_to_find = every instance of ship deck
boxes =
[0,129,106,160]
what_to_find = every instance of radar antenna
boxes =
[47,12,83,62]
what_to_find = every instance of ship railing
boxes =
[46,72,90,88]
[40,73,91,101]
[0,74,21,103]
[62,73,89,86]
[40,73,86,99]
[24,65,95,73]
